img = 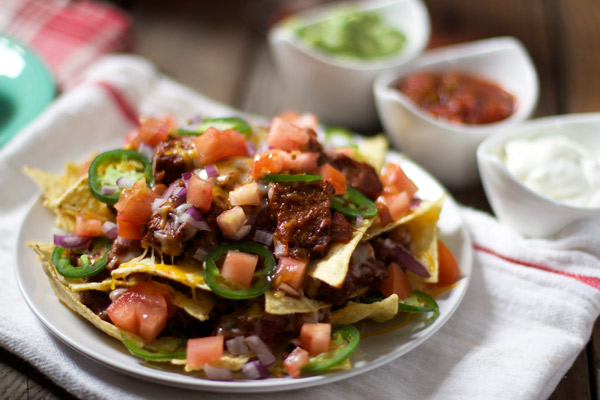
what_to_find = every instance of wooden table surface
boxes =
[2,1,599,398]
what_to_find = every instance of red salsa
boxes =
[395,71,517,124]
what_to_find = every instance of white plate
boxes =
[15,149,472,393]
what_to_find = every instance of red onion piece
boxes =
[246,142,257,157]
[383,238,430,278]
[226,337,250,355]
[182,171,192,182]
[273,241,288,258]
[101,185,118,195]
[244,335,276,367]
[242,360,269,380]
[203,364,233,381]
[174,187,187,198]
[161,182,178,200]
[227,224,251,241]
[410,197,422,210]
[205,164,219,178]
[253,230,273,246]
[53,234,92,249]
[116,176,135,189]
[101,221,118,240]
[193,248,208,262]
[355,213,364,227]
[138,141,155,161]
[182,207,211,231]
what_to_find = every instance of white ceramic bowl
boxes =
[268,0,430,131]
[477,113,600,238]
[374,37,539,188]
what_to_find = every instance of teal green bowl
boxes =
[0,36,56,147]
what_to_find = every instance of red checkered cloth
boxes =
[0,0,132,89]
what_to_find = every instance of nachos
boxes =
[25,112,459,380]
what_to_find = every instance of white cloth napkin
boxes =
[1,55,599,400]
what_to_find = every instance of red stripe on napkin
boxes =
[95,82,139,127]
[474,244,600,291]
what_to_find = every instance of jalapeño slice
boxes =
[88,149,152,205]
[203,242,276,300]
[262,174,322,183]
[178,117,251,137]
[51,237,112,279]
[331,187,378,218]
[302,324,360,373]
[121,332,187,361]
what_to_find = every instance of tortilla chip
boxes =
[356,135,388,172]
[172,290,215,322]
[23,165,81,207]
[403,197,444,284]
[113,257,211,291]
[366,196,444,238]
[264,290,329,315]
[307,217,373,288]
[53,176,113,220]
[27,241,122,340]
[331,294,399,324]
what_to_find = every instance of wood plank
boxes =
[592,318,600,400]
[548,348,591,400]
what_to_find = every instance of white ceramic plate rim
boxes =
[15,148,472,393]
[374,36,539,135]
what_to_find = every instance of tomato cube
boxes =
[267,117,310,151]
[75,213,103,237]
[320,163,347,194]
[437,240,460,286]
[217,206,248,237]
[379,262,412,300]
[186,336,224,368]
[274,257,308,291]
[381,163,418,198]
[194,127,247,164]
[221,250,259,288]
[300,323,331,356]
[229,182,261,206]
[187,174,213,212]
[283,346,310,378]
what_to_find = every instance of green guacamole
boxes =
[295,9,406,60]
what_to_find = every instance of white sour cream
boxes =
[503,134,600,208]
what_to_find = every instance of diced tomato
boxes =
[283,346,310,378]
[186,336,224,368]
[300,323,331,356]
[320,163,347,195]
[75,213,103,237]
[282,151,320,173]
[130,117,171,149]
[437,240,460,286]
[117,217,144,240]
[377,192,410,221]
[379,262,412,300]
[277,111,319,130]
[274,257,308,291]
[249,150,286,179]
[221,250,259,288]
[187,174,213,212]
[194,127,247,164]
[229,182,261,206]
[381,163,419,198]
[267,117,310,151]
[106,281,172,343]
[217,206,248,237]
[114,179,159,225]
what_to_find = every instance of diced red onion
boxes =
[253,230,273,246]
[410,197,422,210]
[109,288,128,302]
[241,360,269,380]
[383,238,430,278]
[355,214,364,227]
[53,234,91,249]
[116,176,135,189]
[102,221,118,240]
[138,141,155,161]
[227,224,251,241]
[182,171,192,182]
[151,197,167,213]
[161,182,178,200]
[203,364,233,381]
[226,336,250,355]
[205,164,219,178]
[174,187,187,198]
[277,282,301,297]
[182,207,211,231]
[244,335,276,367]
[101,185,118,195]
[193,248,208,262]
[246,142,257,157]
[273,241,288,258]
[114,236,132,247]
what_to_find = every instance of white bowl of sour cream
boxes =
[477,113,600,237]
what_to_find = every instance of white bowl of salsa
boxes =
[268,0,430,131]
[374,37,539,188]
